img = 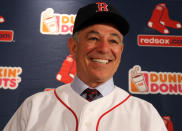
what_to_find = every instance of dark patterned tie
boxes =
[81,88,101,102]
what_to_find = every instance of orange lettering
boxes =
[8,68,17,77]
[168,74,177,83]
[0,68,2,77]
[70,16,75,24]
[150,73,158,82]
[62,16,69,24]
[178,74,182,83]
[4,68,7,77]
[159,73,167,82]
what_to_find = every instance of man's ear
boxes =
[67,37,77,59]
[121,44,124,53]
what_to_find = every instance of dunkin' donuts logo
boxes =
[40,8,76,35]
[138,3,182,47]
[0,67,22,90]
[129,65,182,95]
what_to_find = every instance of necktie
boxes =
[81,88,101,102]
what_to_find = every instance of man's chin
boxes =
[91,75,111,84]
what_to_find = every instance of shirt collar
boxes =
[71,75,115,96]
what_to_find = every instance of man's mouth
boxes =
[91,59,110,64]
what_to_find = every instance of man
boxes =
[3,2,167,131]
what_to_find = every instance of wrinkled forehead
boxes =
[86,30,123,41]
[80,23,123,38]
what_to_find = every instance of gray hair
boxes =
[72,32,80,43]
[72,31,124,45]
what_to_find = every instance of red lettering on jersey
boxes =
[96,2,108,12]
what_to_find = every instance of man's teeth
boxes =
[92,59,109,64]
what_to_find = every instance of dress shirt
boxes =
[71,75,115,98]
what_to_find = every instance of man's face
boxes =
[69,23,124,87]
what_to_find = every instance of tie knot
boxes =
[81,88,101,102]
[86,88,99,95]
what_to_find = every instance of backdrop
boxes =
[0,0,182,130]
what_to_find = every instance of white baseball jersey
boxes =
[3,84,167,131]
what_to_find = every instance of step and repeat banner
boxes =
[0,0,182,130]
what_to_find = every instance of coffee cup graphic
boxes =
[130,66,148,92]
[44,16,58,33]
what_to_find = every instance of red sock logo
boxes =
[56,54,76,84]
[162,116,174,131]
[148,3,181,34]
[0,16,5,24]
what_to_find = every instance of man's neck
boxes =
[71,75,115,97]
[77,75,111,88]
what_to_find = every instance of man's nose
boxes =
[96,39,110,53]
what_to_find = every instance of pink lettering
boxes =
[151,83,159,92]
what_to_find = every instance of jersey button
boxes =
[85,122,92,127]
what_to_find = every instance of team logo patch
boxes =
[147,3,181,34]
[56,54,76,84]
[0,30,14,42]
[138,3,182,48]
[138,35,182,47]
[0,16,5,24]
[96,2,109,12]
[0,16,14,43]
[162,116,174,131]
[44,54,76,91]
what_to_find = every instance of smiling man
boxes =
[69,23,123,88]
[4,2,167,131]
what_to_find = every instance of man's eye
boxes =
[88,37,98,41]
[110,40,119,44]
